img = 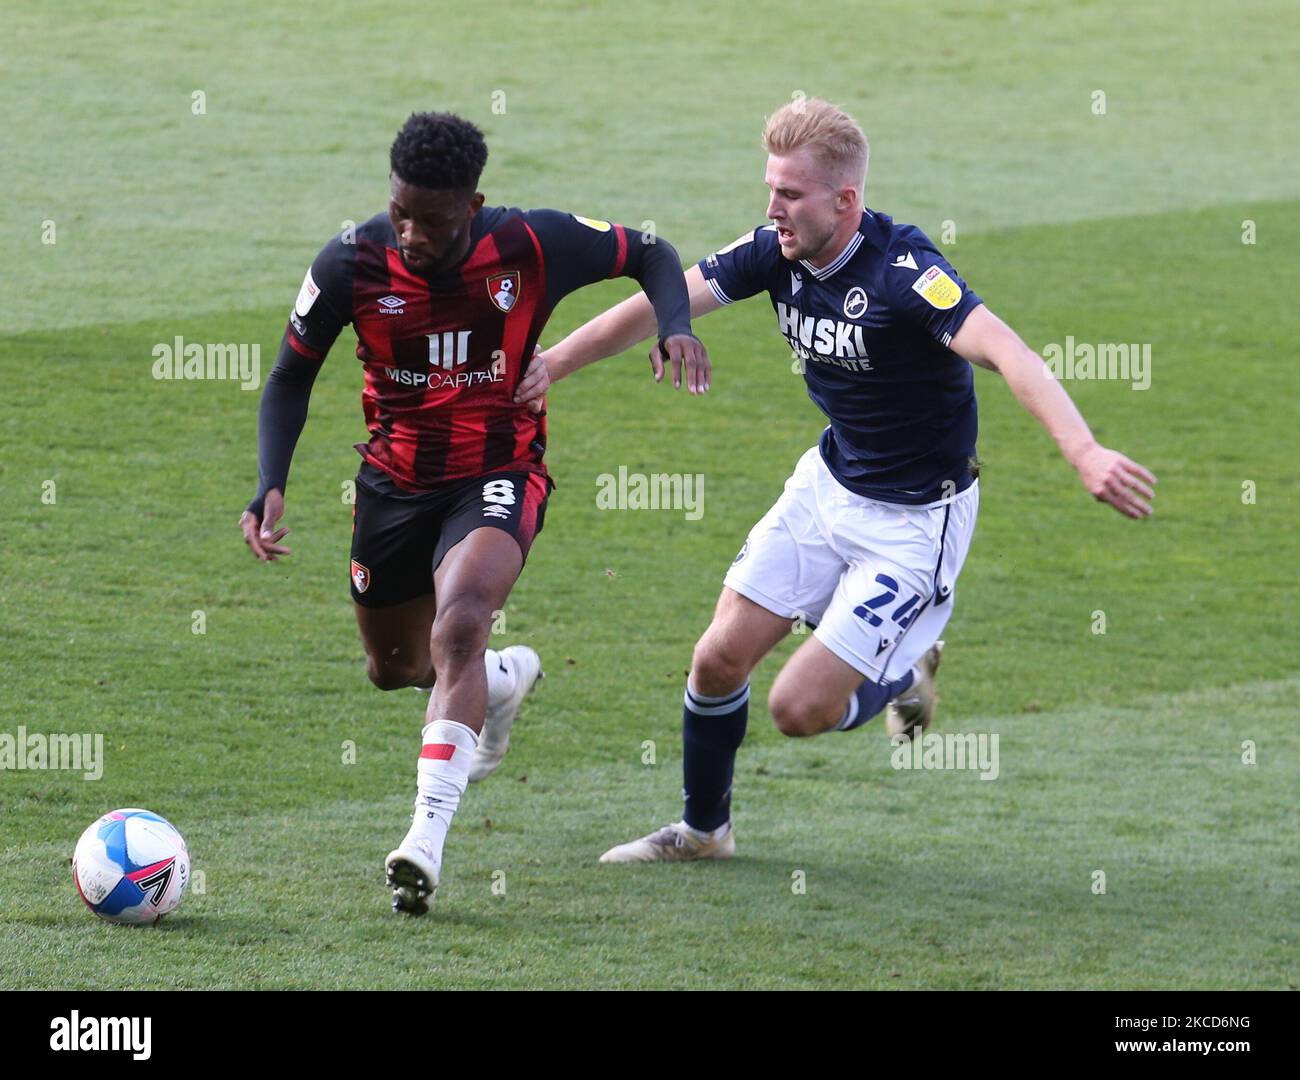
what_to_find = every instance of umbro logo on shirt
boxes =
[377,295,406,314]
[891,252,918,270]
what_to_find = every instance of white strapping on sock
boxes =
[405,718,478,872]
[836,692,860,731]
[684,820,731,843]
[684,679,751,716]
[484,649,516,708]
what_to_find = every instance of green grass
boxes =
[0,1,1296,989]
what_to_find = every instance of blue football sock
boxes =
[682,680,749,832]
[836,669,915,731]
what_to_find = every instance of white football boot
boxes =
[885,640,944,741]
[599,821,736,864]
[469,645,542,783]
[385,839,440,917]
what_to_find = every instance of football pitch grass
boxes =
[1,1,1296,989]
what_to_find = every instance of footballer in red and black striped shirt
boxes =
[239,112,707,914]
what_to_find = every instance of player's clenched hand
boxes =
[1075,444,1157,519]
[240,488,292,561]
[514,345,548,414]
[650,334,710,394]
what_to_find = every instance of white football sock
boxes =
[484,648,517,707]
[404,718,478,873]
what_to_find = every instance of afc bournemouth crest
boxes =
[350,559,370,594]
[488,271,520,313]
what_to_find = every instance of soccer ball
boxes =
[72,808,190,925]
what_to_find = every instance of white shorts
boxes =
[723,445,979,681]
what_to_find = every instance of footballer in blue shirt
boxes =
[542,99,1156,863]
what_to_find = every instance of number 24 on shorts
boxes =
[853,573,922,629]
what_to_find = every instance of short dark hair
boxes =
[389,112,488,191]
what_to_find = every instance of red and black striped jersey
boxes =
[285,207,650,490]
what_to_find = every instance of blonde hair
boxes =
[762,98,869,194]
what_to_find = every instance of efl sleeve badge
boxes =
[911,266,962,310]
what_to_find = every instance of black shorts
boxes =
[349,463,550,608]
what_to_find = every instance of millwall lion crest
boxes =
[488,271,521,313]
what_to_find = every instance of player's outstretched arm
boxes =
[239,337,323,561]
[242,236,348,560]
[951,305,1157,519]
[544,264,723,392]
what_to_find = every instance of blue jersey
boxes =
[700,209,981,504]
